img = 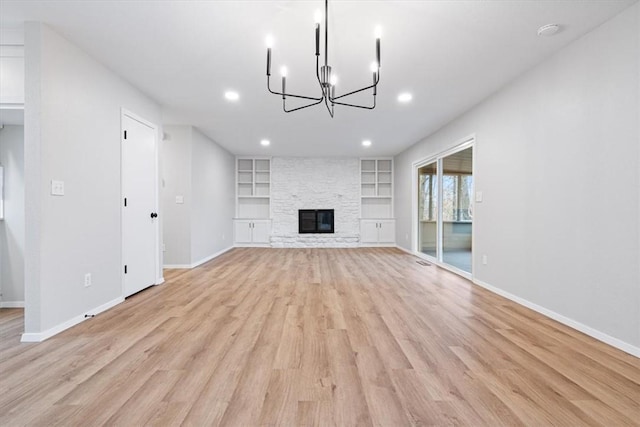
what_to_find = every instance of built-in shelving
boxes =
[360,158,395,246]
[236,157,271,219]
[235,157,272,246]
[360,158,393,219]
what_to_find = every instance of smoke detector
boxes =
[537,24,561,37]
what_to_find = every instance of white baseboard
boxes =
[155,277,165,285]
[20,296,124,343]
[0,300,25,308]
[395,245,415,255]
[394,245,639,358]
[163,263,191,269]
[473,278,640,359]
[164,246,234,270]
[190,246,233,268]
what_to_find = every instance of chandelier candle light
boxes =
[266,0,381,117]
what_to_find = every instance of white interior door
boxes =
[122,113,158,297]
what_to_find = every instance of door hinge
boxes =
[124,197,127,207]
[124,130,127,140]
[124,265,128,274]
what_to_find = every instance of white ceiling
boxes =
[1,0,636,156]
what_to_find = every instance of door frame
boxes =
[120,108,162,297]
[411,134,476,279]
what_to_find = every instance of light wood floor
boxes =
[1,248,639,426]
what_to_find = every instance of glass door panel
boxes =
[441,147,473,273]
[418,161,438,258]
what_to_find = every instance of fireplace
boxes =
[299,209,334,234]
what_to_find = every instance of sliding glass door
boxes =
[442,148,473,272]
[417,145,473,274]
[418,161,438,258]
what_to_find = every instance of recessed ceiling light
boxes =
[397,92,413,103]
[224,91,239,101]
[537,24,560,37]
[362,140,372,147]
[260,139,270,146]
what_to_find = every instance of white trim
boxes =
[164,246,234,269]
[0,102,24,110]
[395,245,414,255]
[410,134,476,170]
[0,301,25,308]
[471,139,477,281]
[411,164,418,253]
[396,243,639,358]
[163,263,192,269]
[20,297,124,343]
[155,277,165,285]
[190,246,234,268]
[233,243,271,248]
[473,278,640,359]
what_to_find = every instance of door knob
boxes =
[150,212,158,218]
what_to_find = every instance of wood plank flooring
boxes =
[1,247,639,426]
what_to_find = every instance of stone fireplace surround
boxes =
[270,157,360,248]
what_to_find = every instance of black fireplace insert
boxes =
[299,209,334,234]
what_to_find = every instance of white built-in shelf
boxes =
[360,158,394,219]
[236,157,271,219]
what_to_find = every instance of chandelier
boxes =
[265,0,381,117]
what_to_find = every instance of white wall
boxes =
[161,126,192,266]
[395,4,640,352]
[271,157,360,247]
[190,127,234,263]
[24,23,162,337]
[0,125,24,306]
[162,125,234,267]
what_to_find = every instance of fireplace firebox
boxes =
[299,209,334,234]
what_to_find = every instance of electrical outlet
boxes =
[222,233,225,240]
[482,255,488,265]
[84,273,92,287]
[162,243,166,251]
[51,180,65,196]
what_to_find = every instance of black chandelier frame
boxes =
[266,0,381,117]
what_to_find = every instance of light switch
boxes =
[475,191,483,203]
[51,180,65,196]
[175,195,184,204]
